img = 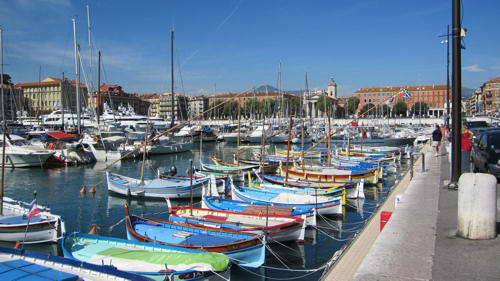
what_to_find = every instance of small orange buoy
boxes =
[88,224,98,235]
[80,185,86,194]
[89,185,96,193]
[13,241,21,249]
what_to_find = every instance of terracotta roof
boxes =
[355,85,447,93]
[485,77,500,84]
[215,91,297,99]
[141,94,160,99]
[16,78,86,88]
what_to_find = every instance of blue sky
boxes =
[1,0,499,96]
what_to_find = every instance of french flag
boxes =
[28,199,40,220]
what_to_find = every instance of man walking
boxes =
[432,124,443,156]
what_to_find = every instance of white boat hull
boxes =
[4,153,53,168]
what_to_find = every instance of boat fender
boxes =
[93,136,99,142]
[88,224,98,235]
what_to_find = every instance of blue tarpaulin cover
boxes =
[0,259,79,281]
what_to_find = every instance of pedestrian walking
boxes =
[432,124,443,156]
[461,125,472,173]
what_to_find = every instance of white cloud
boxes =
[7,40,74,68]
[463,64,485,72]
[16,0,71,9]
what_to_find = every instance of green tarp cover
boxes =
[97,247,229,272]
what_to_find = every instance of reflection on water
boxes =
[1,141,402,281]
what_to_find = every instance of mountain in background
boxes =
[462,87,475,99]
[255,85,278,92]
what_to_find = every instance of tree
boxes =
[214,99,224,119]
[288,96,302,116]
[393,101,408,117]
[335,106,345,118]
[410,102,429,117]
[244,98,260,118]
[376,104,390,117]
[1,74,12,86]
[346,97,360,115]
[317,95,332,113]
[259,98,275,118]
[359,103,376,117]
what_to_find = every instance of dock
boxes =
[322,145,500,281]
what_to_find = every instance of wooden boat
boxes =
[0,245,151,281]
[337,146,402,156]
[278,162,379,184]
[62,232,230,280]
[235,158,279,174]
[125,204,266,268]
[0,197,64,243]
[256,175,365,199]
[200,159,259,174]
[229,181,344,216]
[195,170,244,183]
[106,171,210,198]
[208,156,278,174]
[167,202,306,242]
[275,148,322,158]
[201,196,316,227]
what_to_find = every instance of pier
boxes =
[322,145,500,280]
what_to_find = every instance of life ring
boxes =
[93,136,99,142]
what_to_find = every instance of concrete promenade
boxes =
[323,146,500,281]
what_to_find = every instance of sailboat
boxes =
[0,28,65,243]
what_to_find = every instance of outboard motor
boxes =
[169,166,177,176]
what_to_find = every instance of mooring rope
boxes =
[313,225,354,242]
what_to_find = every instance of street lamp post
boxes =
[440,25,451,127]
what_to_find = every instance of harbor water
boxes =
[0,141,403,280]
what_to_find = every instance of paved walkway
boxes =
[324,146,500,281]
[352,148,441,281]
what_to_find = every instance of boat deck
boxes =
[0,215,44,224]
[134,223,243,246]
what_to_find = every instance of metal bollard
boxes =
[421,152,425,172]
[409,153,414,180]
[411,152,425,172]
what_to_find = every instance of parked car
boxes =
[470,130,500,177]
[466,120,488,129]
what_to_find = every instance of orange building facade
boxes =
[355,84,450,117]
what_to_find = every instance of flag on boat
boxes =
[400,89,412,100]
[386,96,394,106]
[28,199,40,220]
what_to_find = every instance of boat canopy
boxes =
[44,132,78,140]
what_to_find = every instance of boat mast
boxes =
[97,51,101,125]
[72,19,81,135]
[327,106,332,165]
[285,110,292,183]
[301,72,307,171]
[140,109,150,186]
[170,30,175,129]
[0,28,5,215]
[61,72,65,130]
[236,97,241,162]
[87,4,93,98]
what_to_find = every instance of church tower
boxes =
[327,77,337,98]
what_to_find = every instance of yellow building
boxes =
[141,94,161,117]
[16,77,88,115]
